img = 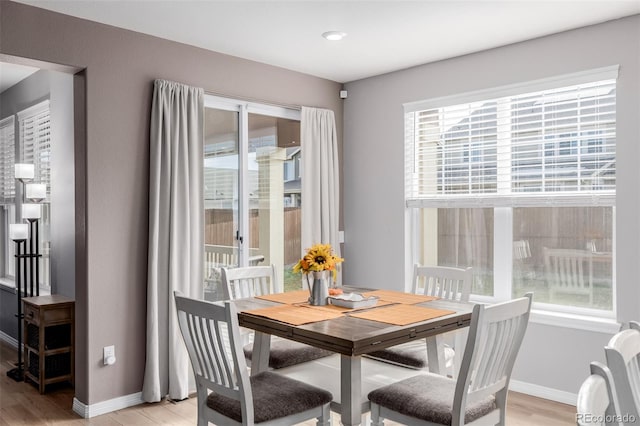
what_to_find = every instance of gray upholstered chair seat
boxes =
[368,373,496,425]
[366,340,455,369]
[244,337,333,369]
[207,371,333,423]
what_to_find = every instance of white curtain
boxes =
[142,80,204,402]
[301,107,341,284]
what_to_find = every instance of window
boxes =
[18,101,51,197]
[1,116,15,282]
[16,101,52,292]
[0,116,15,204]
[203,97,302,301]
[405,67,617,316]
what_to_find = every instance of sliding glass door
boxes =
[203,97,301,300]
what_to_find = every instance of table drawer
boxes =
[25,304,73,325]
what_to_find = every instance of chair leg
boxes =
[495,388,508,426]
[197,412,207,426]
[370,403,384,426]
[316,404,330,426]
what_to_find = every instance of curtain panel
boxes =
[142,79,204,402]
[301,106,341,284]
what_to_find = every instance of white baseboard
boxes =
[510,379,577,406]
[0,330,18,349]
[73,392,144,418]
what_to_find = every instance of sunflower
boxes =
[293,243,344,280]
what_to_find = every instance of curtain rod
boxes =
[203,89,302,111]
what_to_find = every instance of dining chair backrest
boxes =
[221,265,278,300]
[174,292,254,424]
[452,293,533,424]
[544,247,594,304]
[577,362,621,426]
[630,321,640,332]
[513,239,532,261]
[605,328,640,422]
[412,265,473,302]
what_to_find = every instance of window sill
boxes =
[0,278,51,296]
[529,309,621,334]
[469,295,620,334]
[0,278,15,292]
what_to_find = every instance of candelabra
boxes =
[6,224,27,381]
[6,164,44,382]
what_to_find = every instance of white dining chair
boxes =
[604,327,640,423]
[368,293,532,426]
[174,292,332,426]
[221,265,332,369]
[577,362,622,426]
[366,265,472,377]
[543,247,595,306]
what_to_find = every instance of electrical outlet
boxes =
[103,345,116,366]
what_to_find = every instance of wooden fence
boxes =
[204,207,301,264]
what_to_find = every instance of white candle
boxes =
[22,203,41,220]
[26,183,46,201]
[15,163,34,180]
[9,223,28,240]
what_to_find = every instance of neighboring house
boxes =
[284,147,301,208]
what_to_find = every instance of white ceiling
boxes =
[10,0,640,83]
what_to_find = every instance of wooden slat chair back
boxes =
[544,247,594,305]
[174,292,250,425]
[369,293,533,426]
[221,265,333,370]
[366,265,472,376]
[513,240,532,261]
[605,328,640,423]
[221,265,278,300]
[456,293,533,423]
[412,265,473,302]
[204,245,265,301]
[174,292,332,426]
[577,362,621,426]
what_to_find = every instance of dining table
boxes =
[234,286,474,426]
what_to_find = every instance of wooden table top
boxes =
[235,287,474,357]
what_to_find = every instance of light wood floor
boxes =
[1,339,577,425]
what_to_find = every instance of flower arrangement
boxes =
[293,243,344,280]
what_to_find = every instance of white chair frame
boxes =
[370,293,533,426]
[577,361,622,426]
[413,265,473,377]
[543,247,595,306]
[221,264,279,300]
[366,265,472,376]
[605,328,640,423]
[174,292,331,426]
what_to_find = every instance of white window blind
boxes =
[405,71,616,208]
[18,100,51,199]
[0,116,15,204]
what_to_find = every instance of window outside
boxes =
[407,71,616,314]
[203,100,301,301]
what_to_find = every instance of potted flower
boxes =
[293,243,343,305]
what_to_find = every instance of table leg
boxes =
[426,335,446,375]
[251,332,271,376]
[340,354,362,426]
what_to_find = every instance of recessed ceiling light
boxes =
[322,31,347,41]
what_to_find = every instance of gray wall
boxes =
[0,69,75,339]
[343,15,640,396]
[0,1,343,406]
